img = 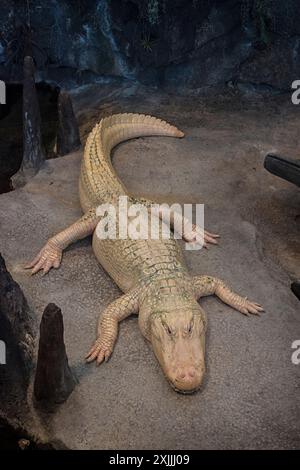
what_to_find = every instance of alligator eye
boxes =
[187,317,194,334]
[164,324,172,336]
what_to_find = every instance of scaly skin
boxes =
[27,113,263,393]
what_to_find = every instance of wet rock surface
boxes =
[0,84,299,449]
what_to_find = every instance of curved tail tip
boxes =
[176,130,185,138]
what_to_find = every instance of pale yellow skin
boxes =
[26,113,263,393]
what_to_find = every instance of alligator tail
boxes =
[79,113,184,211]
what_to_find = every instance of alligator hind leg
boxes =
[133,197,219,247]
[181,223,219,248]
[25,208,99,275]
[86,289,139,365]
[193,275,264,315]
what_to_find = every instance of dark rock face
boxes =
[57,90,81,156]
[0,254,35,413]
[110,0,250,88]
[0,0,299,91]
[22,56,45,171]
[0,82,59,194]
[0,84,23,193]
[12,56,46,187]
[0,0,115,86]
[239,36,300,90]
[34,303,77,406]
[0,254,35,376]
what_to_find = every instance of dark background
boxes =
[0,0,299,91]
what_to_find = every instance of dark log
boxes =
[34,303,77,405]
[12,56,45,187]
[56,90,81,156]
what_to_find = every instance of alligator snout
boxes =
[172,365,205,393]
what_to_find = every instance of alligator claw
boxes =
[25,241,62,275]
[85,339,112,365]
[183,224,220,248]
[239,299,264,316]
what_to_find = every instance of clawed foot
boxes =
[237,298,264,316]
[25,240,62,275]
[215,281,265,316]
[183,224,220,248]
[85,338,113,366]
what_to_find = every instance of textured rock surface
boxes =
[34,303,78,406]
[56,91,81,156]
[0,1,299,90]
[0,255,35,376]
[0,254,35,420]
[12,56,45,188]
[0,84,299,449]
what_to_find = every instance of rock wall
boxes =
[0,0,299,90]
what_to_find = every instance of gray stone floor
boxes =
[0,84,299,449]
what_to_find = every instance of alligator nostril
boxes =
[179,371,186,379]
[188,369,195,378]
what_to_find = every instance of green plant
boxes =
[140,32,157,52]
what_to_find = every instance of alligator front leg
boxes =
[86,289,139,365]
[25,208,99,275]
[193,275,264,315]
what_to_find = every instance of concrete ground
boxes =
[0,83,299,449]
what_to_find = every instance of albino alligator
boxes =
[26,113,263,393]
